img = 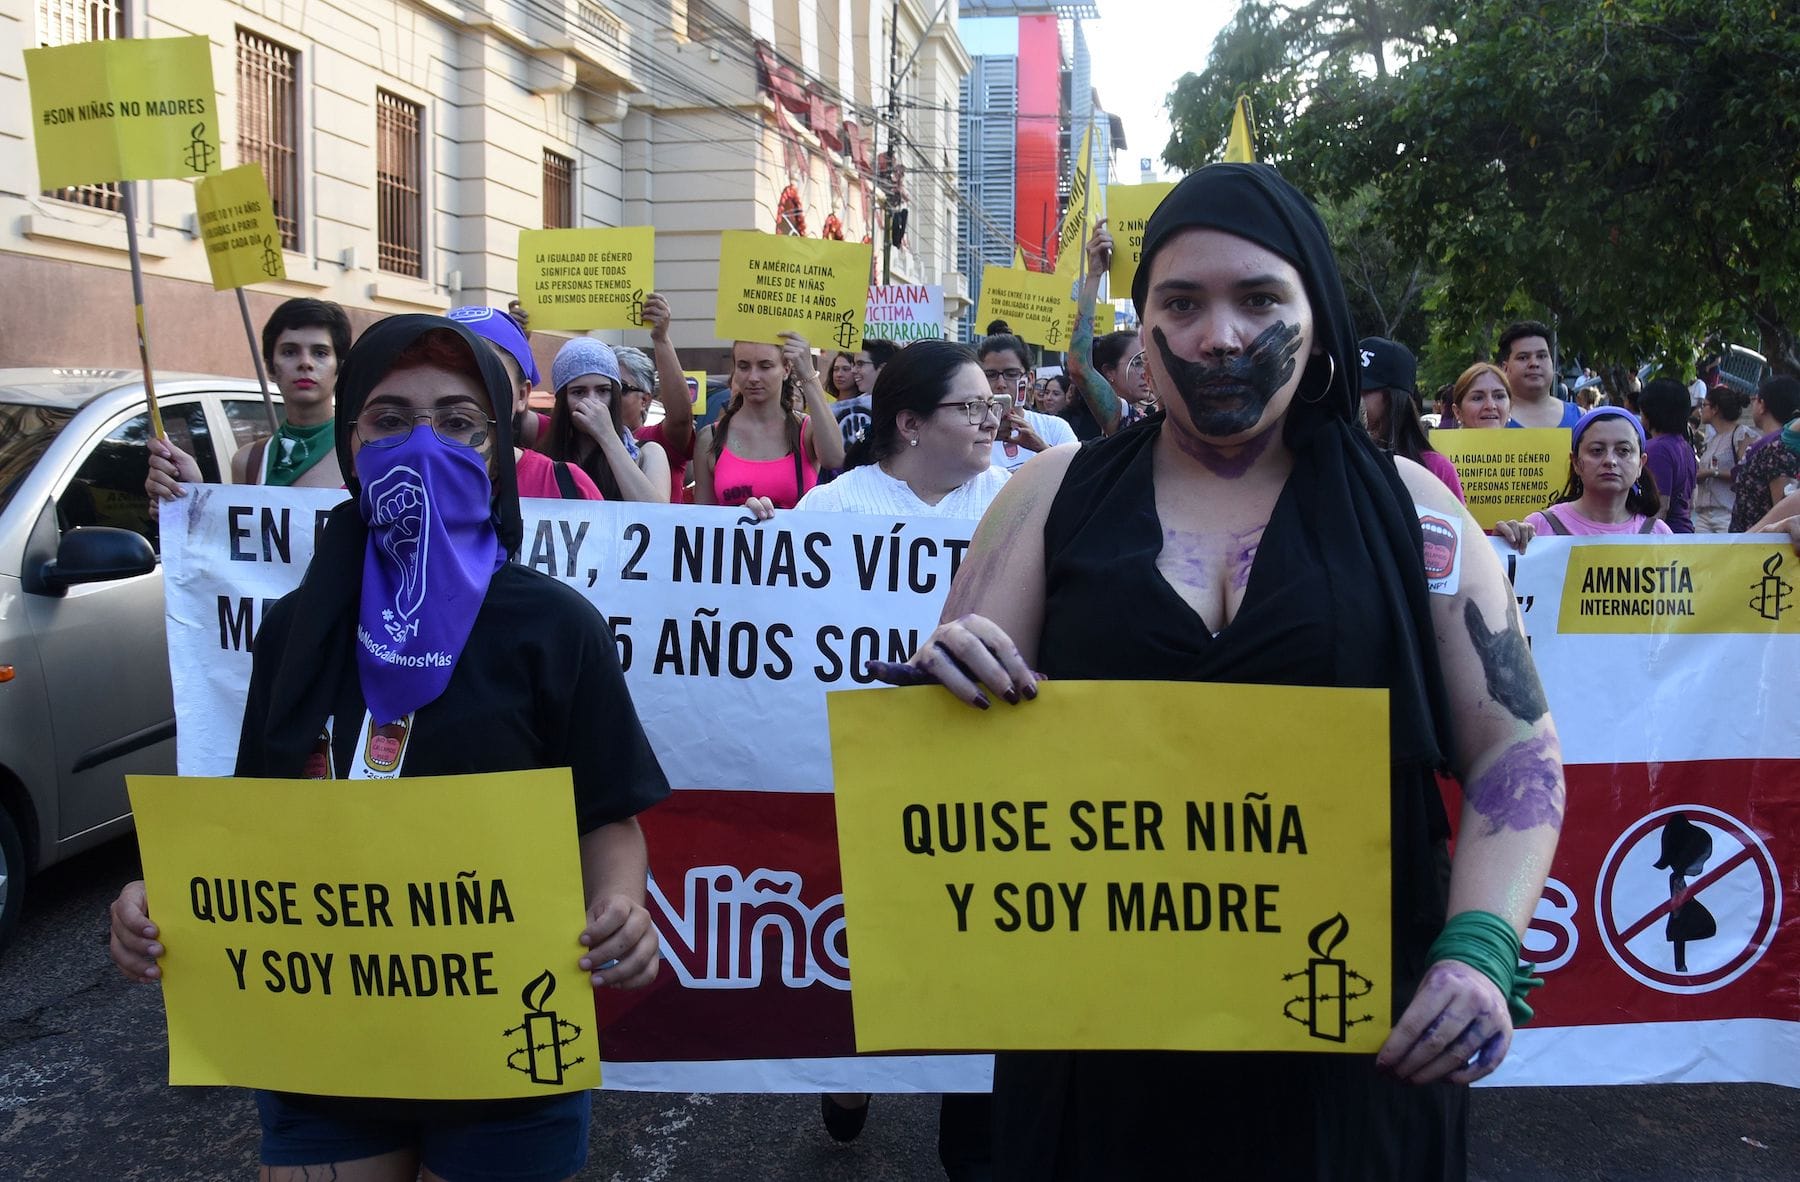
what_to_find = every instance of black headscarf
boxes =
[247,314,522,776]
[1134,163,1452,769]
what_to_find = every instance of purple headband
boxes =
[1571,406,1645,449]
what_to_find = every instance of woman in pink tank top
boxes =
[693,335,847,516]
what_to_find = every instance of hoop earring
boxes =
[1299,353,1336,405]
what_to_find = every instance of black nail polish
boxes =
[973,694,991,710]
[1003,688,1020,705]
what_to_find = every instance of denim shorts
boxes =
[255,1090,591,1182]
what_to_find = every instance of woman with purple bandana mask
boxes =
[873,164,1565,1179]
[108,315,669,1181]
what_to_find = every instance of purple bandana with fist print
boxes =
[355,427,505,724]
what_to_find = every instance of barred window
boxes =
[543,150,574,229]
[37,0,127,211]
[236,28,301,250]
[376,91,424,278]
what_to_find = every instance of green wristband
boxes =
[1425,910,1544,1027]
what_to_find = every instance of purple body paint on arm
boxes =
[1464,732,1565,835]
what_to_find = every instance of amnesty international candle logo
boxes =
[1282,912,1375,1043]
[183,121,216,173]
[1559,544,1800,635]
[1749,554,1793,622]
[504,969,587,1085]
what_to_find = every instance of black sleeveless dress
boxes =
[990,421,1467,1181]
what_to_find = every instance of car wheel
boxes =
[0,805,23,953]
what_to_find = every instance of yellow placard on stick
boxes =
[1107,182,1175,296]
[25,35,220,190]
[1557,542,1799,636]
[518,227,655,331]
[128,770,601,1099]
[974,264,1078,351]
[682,369,709,418]
[829,681,1392,1054]
[713,230,873,351]
[1054,123,1098,279]
[1431,428,1570,529]
[194,164,285,290]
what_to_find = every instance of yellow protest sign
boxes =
[25,35,219,190]
[1556,542,1799,635]
[194,165,285,290]
[1431,428,1570,529]
[1107,182,1174,296]
[974,265,1078,351]
[518,227,655,331]
[829,681,1391,1054]
[1054,123,1097,279]
[127,770,601,1099]
[714,230,873,351]
[683,369,708,418]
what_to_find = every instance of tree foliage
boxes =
[1165,0,1800,377]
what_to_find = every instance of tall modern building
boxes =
[955,1,1119,341]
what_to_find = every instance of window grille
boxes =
[376,91,424,277]
[236,28,301,250]
[543,150,574,229]
[37,0,126,211]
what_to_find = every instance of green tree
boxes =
[1165,0,1800,375]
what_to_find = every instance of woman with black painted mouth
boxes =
[874,163,1565,1181]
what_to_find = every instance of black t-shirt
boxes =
[238,562,669,831]
[1063,398,1104,442]
[238,562,668,1120]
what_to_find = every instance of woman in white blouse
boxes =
[795,338,1018,1165]
[796,339,1017,517]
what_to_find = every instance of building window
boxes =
[543,150,574,229]
[37,0,127,211]
[376,90,424,277]
[236,28,301,250]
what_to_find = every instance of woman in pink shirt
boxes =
[692,335,847,517]
[1494,406,1672,549]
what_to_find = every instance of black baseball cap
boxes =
[1358,337,1417,395]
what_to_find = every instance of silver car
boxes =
[0,368,281,951]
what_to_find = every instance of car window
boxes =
[57,402,219,550]
[223,394,284,453]
[0,404,78,516]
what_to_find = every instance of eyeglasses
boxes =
[983,367,1027,386]
[356,405,494,449]
[1126,352,1147,371]
[937,396,1009,424]
[621,385,649,399]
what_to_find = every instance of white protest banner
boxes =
[159,488,987,1093]
[161,494,1800,1092]
[863,285,943,342]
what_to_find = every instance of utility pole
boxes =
[881,0,900,284]
[879,0,949,284]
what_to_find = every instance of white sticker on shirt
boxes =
[1416,508,1462,596]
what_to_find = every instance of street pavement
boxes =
[4,836,1796,1180]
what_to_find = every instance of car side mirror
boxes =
[39,526,157,593]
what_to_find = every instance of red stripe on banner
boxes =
[1528,758,1800,1025]
[596,790,859,1064]
[593,759,1800,1069]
